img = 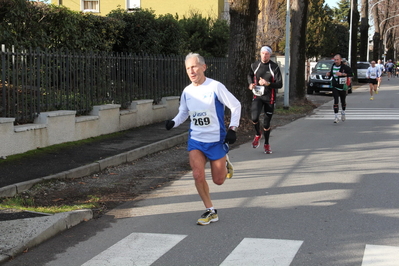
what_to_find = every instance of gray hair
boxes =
[185,52,205,65]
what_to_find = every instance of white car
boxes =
[357,62,371,83]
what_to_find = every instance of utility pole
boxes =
[284,0,290,109]
[348,0,353,66]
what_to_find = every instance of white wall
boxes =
[0,97,180,158]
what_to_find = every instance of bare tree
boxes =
[289,0,309,100]
[381,0,399,59]
[227,0,259,117]
[257,0,285,53]
[371,0,398,60]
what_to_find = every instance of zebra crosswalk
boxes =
[80,233,399,266]
[81,233,186,266]
[362,245,399,266]
[219,238,303,266]
[305,108,399,120]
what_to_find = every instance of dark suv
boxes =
[307,59,352,94]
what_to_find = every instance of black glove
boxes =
[224,129,237,144]
[165,120,175,130]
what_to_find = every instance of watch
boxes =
[229,126,238,132]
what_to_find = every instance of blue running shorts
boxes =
[187,138,229,161]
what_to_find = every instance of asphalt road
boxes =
[5,79,399,266]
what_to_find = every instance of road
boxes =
[5,79,399,266]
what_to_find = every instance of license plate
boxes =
[321,85,330,88]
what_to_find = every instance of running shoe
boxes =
[375,90,379,94]
[264,144,272,154]
[370,96,374,100]
[341,112,346,122]
[197,209,218,225]
[334,117,339,123]
[252,134,262,148]
[225,154,234,179]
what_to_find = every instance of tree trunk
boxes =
[359,0,368,61]
[350,0,359,79]
[228,0,259,118]
[371,2,381,61]
[372,32,381,61]
[289,0,308,100]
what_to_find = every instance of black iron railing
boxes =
[0,46,228,124]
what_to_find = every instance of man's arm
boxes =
[269,64,283,89]
[165,92,189,130]
[344,65,353,77]
[247,63,255,85]
[216,84,241,128]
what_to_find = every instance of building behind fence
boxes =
[1,45,229,125]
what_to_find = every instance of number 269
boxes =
[193,117,210,126]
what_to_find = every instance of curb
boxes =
[0,132,188,198]
[0,209,93,264]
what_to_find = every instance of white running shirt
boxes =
[366,66,381,79]
[172,78,241,143]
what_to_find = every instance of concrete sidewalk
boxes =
[0,121,190,264]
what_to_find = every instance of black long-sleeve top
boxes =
[247,60,283,102]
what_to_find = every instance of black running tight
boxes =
[332,88,346,114]
[251,97,274,144]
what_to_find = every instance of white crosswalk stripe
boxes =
[219,238,303,266]
[79,233,399,265]
[81,233,186,266]
[305,108,399,120]
[361,244,399,266]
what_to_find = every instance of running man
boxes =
[247,45,283,154]
[385,59,394,80]
[366,61,382,100]
[165,53,241,225]
[326,53,353,123]
[376,59,385,89]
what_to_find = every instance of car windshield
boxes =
[357,63,369,69]
[315,62,333,70]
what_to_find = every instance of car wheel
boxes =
[307,86,314,94]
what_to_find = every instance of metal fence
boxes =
[0,46,228,124]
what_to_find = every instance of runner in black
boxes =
[326,54,353,123]
[247,46,283,154]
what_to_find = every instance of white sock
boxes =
[207,207,215,213]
